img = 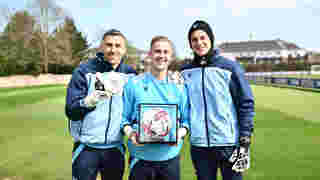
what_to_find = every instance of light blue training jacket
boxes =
[65,53,136,149]
[121,72,190,162]
[181,52,255,147]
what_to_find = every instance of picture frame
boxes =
[138,103,178,144]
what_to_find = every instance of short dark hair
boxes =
[102,29,126,41]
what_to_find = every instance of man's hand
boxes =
[124,125,143,146]
[83,90,109,108]
[169,127,188,146]
[178,127,187,142]
[129,132,143,146]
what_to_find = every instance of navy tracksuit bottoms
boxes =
[72,144,125,180]
[190,146,243,180]
[129,156,180,180]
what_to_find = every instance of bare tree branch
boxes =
[25,0,67,73]
[0,4,13,28]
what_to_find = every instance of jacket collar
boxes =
[192,48,220,67]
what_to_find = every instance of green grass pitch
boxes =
[0,84,319,180]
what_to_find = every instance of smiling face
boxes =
[150,40,173,72]
[190,29,212,57]
[101,35,127,68]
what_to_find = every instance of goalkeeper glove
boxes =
[229,136,251,173]
[83,90,108,108]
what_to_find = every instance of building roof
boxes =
[218,39,301,53]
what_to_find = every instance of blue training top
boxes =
[121,72,190,161]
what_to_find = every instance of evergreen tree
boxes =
[27,0,66,73]
[0,10,41,76]
[69,20,89,64]
[50,17,89,73]
[125,41,139,68]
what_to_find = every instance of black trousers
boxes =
[72,144,125,180]
[129,156,180,180]
[190,146,243,180]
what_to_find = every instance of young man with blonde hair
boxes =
[122,36,190,180]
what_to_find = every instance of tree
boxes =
[50,17,89,73]
[0,10,41,75]
[67,18,89,65]
[3,10,35,40]
[27,0,66,73]
[125,43,139,65]
[0,35,12,75]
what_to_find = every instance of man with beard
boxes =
[65,29,136,180]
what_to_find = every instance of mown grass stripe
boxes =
[0,84,66,93]
[252,85,320,123]
[0,85,319,180]
[0,86,67,110]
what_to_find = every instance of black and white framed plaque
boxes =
[138,103,178,144]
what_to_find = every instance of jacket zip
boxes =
[105,96,113,144]
[201,66,210,147]
[104,68,117,144]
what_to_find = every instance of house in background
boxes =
[217,39,309,64]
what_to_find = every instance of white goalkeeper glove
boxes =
[83,90,108,108]
[229,136,251,172]
[101,72,128,96]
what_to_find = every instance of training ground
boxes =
[0,85,319,180]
